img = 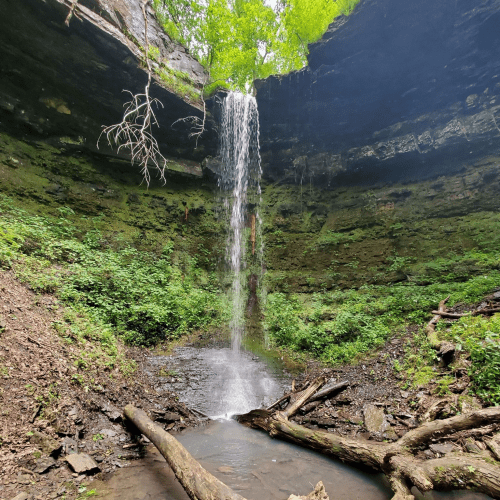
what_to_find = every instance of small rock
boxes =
[101,403,122,422]
[313,418,337,428]
[152,411,181,423]
[99,428,117,438]
[383,427,398,441]
[406,418,418,429]
[429,443,458,455]
[16,474,32,485]
[68,407,79,417]
[217,466,233,473]
[33,456,56,474]
[61,437,77,454]
[65,453,100,474]
[12,493,29,500]
[464,438,482,454]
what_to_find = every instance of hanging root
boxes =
[98,0,167,186]
[171,97,207,147]
[98,90,167,186]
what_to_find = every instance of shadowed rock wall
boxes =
[256,0,500,187]
[0,0,218,169]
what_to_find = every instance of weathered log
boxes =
[397,406,500,449]
[431,310,469,318]
[267,393,291,411]
[300,400,322,414]
[431,423,500,442]
[476,307,500,315]
[426,296,449,346]
[268,378,346,414]
[307,380,349,403]
[282,376,326,418]
[238,387,500,499]
[485,435,500,461]
[287,481,329,500]
[124,405,246,500]
[430,307,500,318]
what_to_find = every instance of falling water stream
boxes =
[95,93,491,500]
[219,91,262,353]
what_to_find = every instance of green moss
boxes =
[154,65,201,104]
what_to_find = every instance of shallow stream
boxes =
[94,339,491,500]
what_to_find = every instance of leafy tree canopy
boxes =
[152,0,360,92]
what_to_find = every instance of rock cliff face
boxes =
[0,0,217,170]
[256,0,500,186]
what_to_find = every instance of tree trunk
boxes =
[124,405,246,500]
[238,399,500,499]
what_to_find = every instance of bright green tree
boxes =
[153,0,361,92]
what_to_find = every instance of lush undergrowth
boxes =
[265,280,500,403]
[0,195,227,355]
[265,274,500,364]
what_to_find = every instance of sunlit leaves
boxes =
[152,0,361,91]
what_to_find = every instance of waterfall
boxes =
[211,91,268,418]
[219,92,262,352]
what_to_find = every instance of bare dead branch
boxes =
[171,96,206,147]
[97,0,167,186]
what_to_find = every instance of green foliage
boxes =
[0,195,225,348]
[265,292,390,364]
[442,315,500,405]
[265,273,500,367]
[152,0,361,91]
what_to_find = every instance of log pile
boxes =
[238,377,500,500]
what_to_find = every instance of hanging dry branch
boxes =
[98,0,167,186]
[171,95,207,147]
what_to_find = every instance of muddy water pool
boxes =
[95,342,491,500]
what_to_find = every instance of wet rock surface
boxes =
[256,0,500,186]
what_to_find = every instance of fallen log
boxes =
[431,310,468,319]
[124,405,332,500]
[307,380,349,403]
[238,391,500,499]
[124,405,246,500]
[425,296,449,346]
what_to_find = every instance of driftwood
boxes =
[238,386,500,500]
[124,405,246,500]
[124,404,331,500]
[425,296,449,346]
[267,379,348,413]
